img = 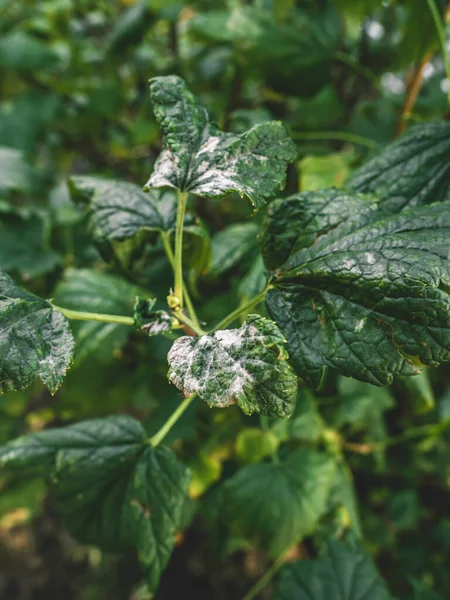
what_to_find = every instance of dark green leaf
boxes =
[69,176,179,243]
[0,210,62,278]
[209,222,259,277]
[54,269,144,363]
[0,416,190,592]
[221,449,335,556]
[349,122,450,213]
[0,31,59,72]
[146,76,296,209]
[167,314,298,417]
[260,189,376,271]
[227,3,342,97]
[0,271,74,394]
[264,190,450,387]
[271,387,324,443]
[274,540,392,600]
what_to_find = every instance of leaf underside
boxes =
[167,314,298,417]
[146,75,296,209]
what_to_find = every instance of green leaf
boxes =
[226,3,342,97]
[0,210,62,278]
[0,147,35,194]
[69,176,179,244]
[134,297,172,336]
[274,540,392,600]
[221,449,335,556]
[264,190,450,388]
[396,370,435,414]
[0,271,74,394]
[0,31,59,72]
[349,122,450,213]
[145,75,296,209]
[411,580,443,600]
[260,189,377,271]
[167,314,298,417]
[271,387,324,443]
[209,222,259,277]
[69,176,207,275]
[238,255,267,303]
[299,151,354,191]
[54,269,144,363]
[0,415,190,592]
[235,427,279,464]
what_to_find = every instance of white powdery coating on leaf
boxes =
[167,317,289,412]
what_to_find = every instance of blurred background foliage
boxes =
[0,0,449,599]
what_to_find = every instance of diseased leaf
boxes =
[264,190,450,388]
[0,271,74,394]
[145,75,296,209]
[134,297,172,336]
[274,540,392,600]
[167,314,298,417]
[260,189,377,271]
[0,416,191,592]
[349,122,450,213]
[221,449,335,556]
[54,269,144,363]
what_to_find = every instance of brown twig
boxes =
[395,50,434,136]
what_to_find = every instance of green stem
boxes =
[291,130,379,149]
[53,305,134,326]
[160,231,200,329]
[212,285,271,332]
[150,393,198,447]
[241,554,285,600]
[426,0,450,105]
[174,190,189,308]
[174,309,207,336]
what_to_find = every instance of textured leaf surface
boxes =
[69,176,179,243]
[55,269,144,362]
[134,297,172,336]
[261,189,376,270]
[0,271,74,394]
[146,76,296,208]
[264,190,450,388]
[274,540,392,600]
[167,314,298,417]
[221,449,335,556]
[349,122,450,213]
[0,416,190,592]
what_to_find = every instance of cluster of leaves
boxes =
[1,1,450,599]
